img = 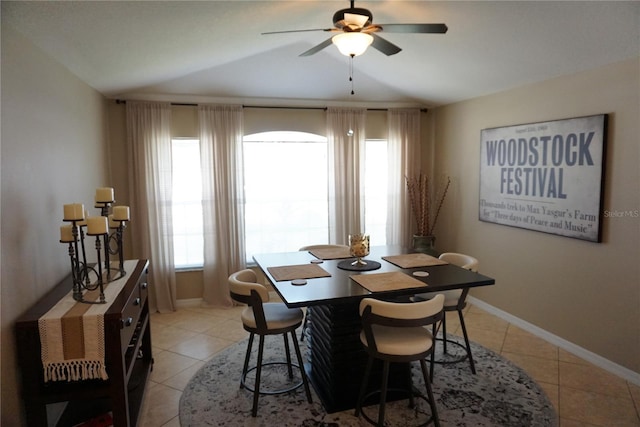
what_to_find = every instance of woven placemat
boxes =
[308,247,352,260]
[267,264,331,282]
[350,271,428,292]
[382,253,448,269]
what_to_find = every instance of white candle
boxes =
[63,203,85,221]
[95,187,114,203]
[108,214,120,229]
[86,216,108,235]
[60,225,75,242]
[113,205,130,221]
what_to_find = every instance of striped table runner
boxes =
[37,260,137,382]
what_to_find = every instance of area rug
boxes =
[179,334,557,426]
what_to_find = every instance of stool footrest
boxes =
[359,388,435,427]
[433,337,470,365]
[241,361,305,395]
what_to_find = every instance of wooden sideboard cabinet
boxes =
[15,259,153,427]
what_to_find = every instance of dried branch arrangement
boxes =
[406,172,451,236]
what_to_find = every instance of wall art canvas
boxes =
[479,114,607,242]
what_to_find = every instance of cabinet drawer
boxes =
[120,282,144,349]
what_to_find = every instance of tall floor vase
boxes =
[412,235,438,257]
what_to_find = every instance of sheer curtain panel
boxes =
[199,105,245,307]
[327,107,367,244]
[387,109,422,248]
[126,101,177,313]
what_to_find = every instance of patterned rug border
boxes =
[179,334,558,426]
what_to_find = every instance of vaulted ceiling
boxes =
[3,1,639,107]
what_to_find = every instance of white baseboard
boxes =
[468,296,640,387]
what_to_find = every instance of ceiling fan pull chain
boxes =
[349,54,355,95]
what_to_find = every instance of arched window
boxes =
[243,131,387,263]
[243,131,329,262]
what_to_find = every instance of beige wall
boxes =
[1,26,110,426]
[431,58,640,374]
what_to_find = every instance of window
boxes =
[243,131,388,262]
[364,139,388,246]
[170,133,389,266]
[243,132,329,262]
[171,138,204,268]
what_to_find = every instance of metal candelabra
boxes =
[60,188,130,304]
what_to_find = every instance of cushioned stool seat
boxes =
[240,303,304,330]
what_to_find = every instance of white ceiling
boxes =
[3,1,639,107]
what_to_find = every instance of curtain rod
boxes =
[115,99,427,112]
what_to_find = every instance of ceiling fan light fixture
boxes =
[332,32,373,57]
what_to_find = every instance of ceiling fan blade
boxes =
[262,28,334,35]
[376,23,448,34]
[370,33,402,56]
[299,38,334,57]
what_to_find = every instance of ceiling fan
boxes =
[262,0,448,57]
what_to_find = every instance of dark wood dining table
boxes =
[253,245,495,413]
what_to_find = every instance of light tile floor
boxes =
[138,303,640,427]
